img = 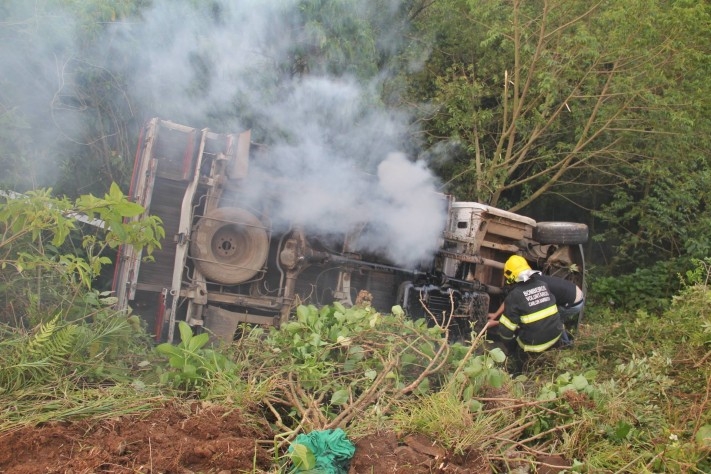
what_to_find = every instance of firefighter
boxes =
[487,255,585,336]
[486,255,566,373]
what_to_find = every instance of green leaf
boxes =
[571,375,589,391]
[418,342,435,358]
[108,182,125,202]
[284,321,304,334]
[296,305,312,323]
[188,332,210,352]
[415,377,430,395]
[538,388,557,401]
[109,219,128,240]
[348,345,365,360]
[168,355,185,369]
[468,399,483,412]
[330,389,350,405]
[487,370,505,388]
[556,372,572,385]
[289,443,316,470]
[489,347,506,363]
[156,343,181,358]
[462,383,474,401]
[112,201,145,218]
[177,321,193,345]
[612,421,632,442]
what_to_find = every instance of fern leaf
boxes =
[26,315,61,359]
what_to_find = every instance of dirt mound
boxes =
[0,402,274,474]
[0,402,494,473]
[349,432,490,473]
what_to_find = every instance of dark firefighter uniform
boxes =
[498,277,563,352]
[534,273,585,324]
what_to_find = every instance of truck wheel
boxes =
[534,222,588,245]
[190,207,269,285]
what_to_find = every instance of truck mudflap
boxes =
[203,305,281,345]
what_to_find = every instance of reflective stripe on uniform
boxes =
[499,315,518,331]
[517,333,561,353]
[520,304,558,324]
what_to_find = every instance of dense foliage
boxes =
[0,191,709,471]
[1,1,711,471]
[1,0,710,285]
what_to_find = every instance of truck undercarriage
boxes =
[113,118,588,343]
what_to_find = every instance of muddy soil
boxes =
[0,402,495,473]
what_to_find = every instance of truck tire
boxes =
[533,222,588,245]
[190,207,269,285]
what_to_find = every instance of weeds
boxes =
[1,191,711,471]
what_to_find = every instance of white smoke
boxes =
[3,0,446,267]
[371,153,447,266]
[0,2,84,188]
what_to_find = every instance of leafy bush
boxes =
[587,258,689,313]
[155,321,243,399]
[229,302,512,448]
[2,187,710,472]
[570,302,710,471]
[0,297,153,394]
[0,184,163,328]
[675,259,711,351]
[0,185,165,421]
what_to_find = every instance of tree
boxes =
[590,1,711,269]
[405,0,709,217]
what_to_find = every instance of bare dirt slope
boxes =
[0,402,493,473]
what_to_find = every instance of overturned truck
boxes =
[113,118,588,343]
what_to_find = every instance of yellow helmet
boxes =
[503,255,531,284]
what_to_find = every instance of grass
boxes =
[0,291,709,472]
[0,383,168,433]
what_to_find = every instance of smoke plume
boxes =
[2,0,446,267]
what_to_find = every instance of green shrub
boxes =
[155,321,242,398]
[587,258,688,313]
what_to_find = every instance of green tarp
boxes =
[287,428,356,474]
